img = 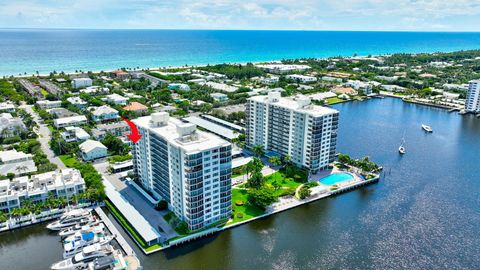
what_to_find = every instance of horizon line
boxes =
[1,27,480,33]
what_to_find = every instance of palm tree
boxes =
[252,144,265,158]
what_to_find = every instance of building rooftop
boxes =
[79,140,107,153]
[249,93,338,117]
[183,116,239,140]
[134,113,230,153]
[91,105,118,116]
[123,102,148,112]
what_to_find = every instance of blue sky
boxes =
[1,0,480,31]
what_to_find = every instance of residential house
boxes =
[90,105,119,122]
[91,122,129,140]
[0,113,26,138]
[67,96,88,109]
[0,102,16,113]
[123,102,148,115]
[210,93,229,102]
[71,78,93,89]
[36,100,62,110]
[61,127,90,142]
[79,140,108,161]
[0,150,37,176]
[103,94,128,105]
[53,115,88,129]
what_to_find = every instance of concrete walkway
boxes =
[20,103,66,169]
[232,165,277,185]
[94,207,136,256]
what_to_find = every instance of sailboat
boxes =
[398,133,406,154]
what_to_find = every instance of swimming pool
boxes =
[319,173,354,185]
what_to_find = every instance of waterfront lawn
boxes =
[231,188,264,224]
[325,97,347,105]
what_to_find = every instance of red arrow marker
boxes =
[122,117,142,143]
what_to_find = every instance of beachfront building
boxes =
[79,140,108,161]
[71,78,93,89]
[465,80,480,113]
[132,112,232,231]
[0,169,85,213]
[246,92,339,173]
[0,113,26,138]
[255,64,311,74]
[0,150,37,176]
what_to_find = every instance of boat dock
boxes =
[94,207,136,256]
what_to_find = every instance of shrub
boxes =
[235,200,244,206]
[236,213,244,219]
[298,186,311,199]
[155,200,168,211]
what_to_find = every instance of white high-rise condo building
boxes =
[132,112,232,231]
[465,80,480,113]
[246,92,339,174]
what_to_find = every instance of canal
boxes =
[1,97,479,269]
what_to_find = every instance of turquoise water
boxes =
[319,173,354,185]
[1,29,480,76]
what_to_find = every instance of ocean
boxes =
[1,29,480,76]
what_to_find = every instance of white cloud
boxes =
[0,0,479,30]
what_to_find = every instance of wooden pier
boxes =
[94,207,136,256]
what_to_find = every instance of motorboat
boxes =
[398,132,406,155]
[63,232,114,258]
[59,222,102,238]
[51,244,113,270]
[421,124,433,133]
[47,209,92,231]
[87,249,142,270]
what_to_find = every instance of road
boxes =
[20,103,66,169]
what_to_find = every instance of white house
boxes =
[168,83,191,91]
[79,140,108,161]
[0,113,26,138]
[36,100,62,110]
[103,93,128,105]
[90,105,119,122]
[0,150,37,176]
[67,96,88,109]
[71,78,93,89]
[286,74,318,83]
[61,127,90,142]
[53,115,88,129]
[0,102,16,113]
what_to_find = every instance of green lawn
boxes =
[59,154,81,168]
[325,97,347,105]
[40,88,48,97]
[230,188,264,224]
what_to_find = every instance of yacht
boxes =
[63,232,114,258]
[51,244,114,270]
[47,209,92,231]
[87,249,142,270]
[421,124,433,133]
[59,222,103,238]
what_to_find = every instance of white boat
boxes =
[88,249,142,270]
[421,124,433,133]
[59,221,102,238]
[51,244,114,270]
[63,232,114,258]
[398,132,406,154]
[47,209,92,231]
